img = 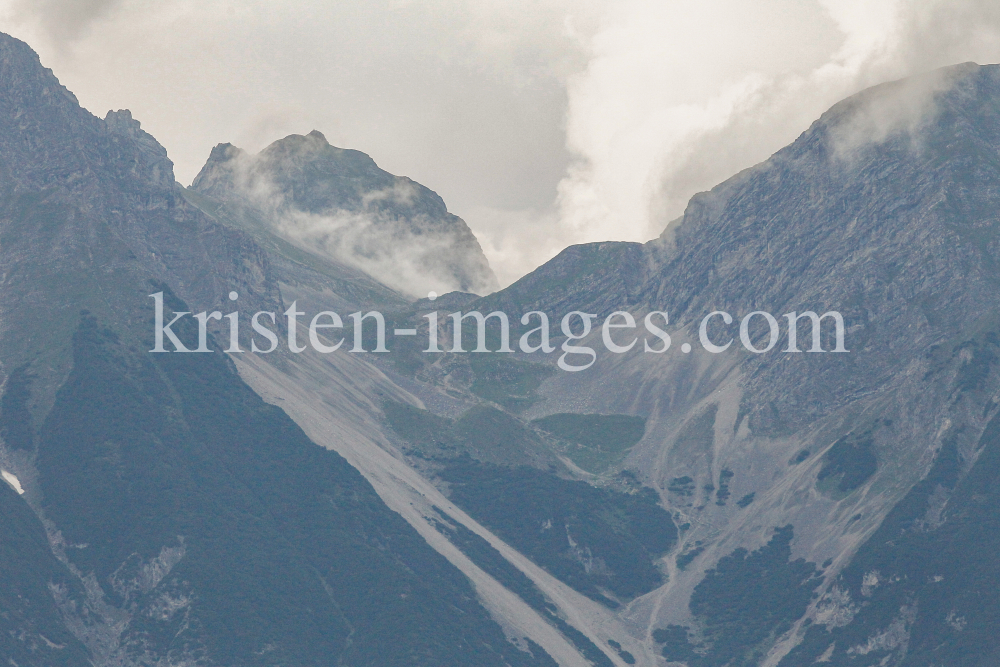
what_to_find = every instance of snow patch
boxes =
[1,469,24,494]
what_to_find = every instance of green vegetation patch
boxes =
[605,639,636,664]
[382,399,459,458]
[469,355,554,413]
[383,400,552,468]
[653,625,697,663]
[676,545,706,571]
[455,404,547,465]
[431,514,608,667]
[0,482,90,665]
[789,449,811,465]
[383,403,673,605]
[668,476,696,498]
[817,430,877,494]
[438,458,676,605]
[715,469,734,505]
[683,526,821,666]
[532,413,646,473]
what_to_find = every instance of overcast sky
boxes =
[2,0,1000,286]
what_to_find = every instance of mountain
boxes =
[189,131,499,298]
[457,62,1000,666]
[291,61,1000,666]
[5,25,1000,667]
[0,32,556,666]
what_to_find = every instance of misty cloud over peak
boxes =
[191,131,499,299]
[820,62,981,158]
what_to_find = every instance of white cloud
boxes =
[6,0,124,42]
[557,0,1000,244]
[459,204,566,288]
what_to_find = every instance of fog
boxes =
[2,0,999,287]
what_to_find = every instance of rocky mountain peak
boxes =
[0,32,80,111]
[189,130,499,297]
[103,108,175,186]
[191,141,246,192]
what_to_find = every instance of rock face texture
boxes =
[6,23,1000,667]
[190,130,499,298]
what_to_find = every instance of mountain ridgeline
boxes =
[4,26,1000,667]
